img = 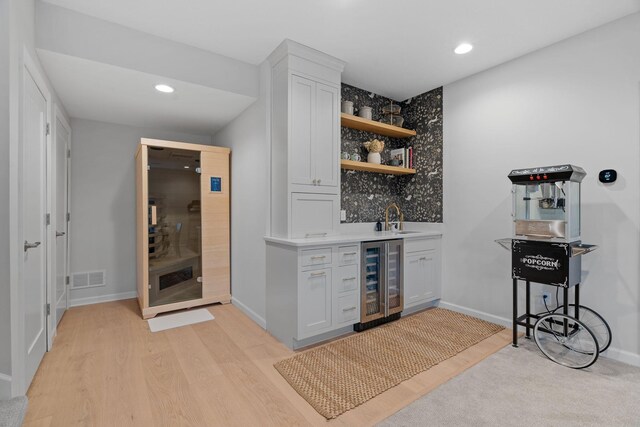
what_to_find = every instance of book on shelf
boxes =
[390,148,405,168]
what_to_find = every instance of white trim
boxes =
[602,346,640,367]
[0,372,11,399]
[69,291,137,308]
[440,300,640,367]
[231,297,266,329]
[439,301,512,328]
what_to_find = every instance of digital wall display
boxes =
[210,177,222,192]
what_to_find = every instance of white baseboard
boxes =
[231,297,266,329]
[439,301,511,328]
[439,300,640,367]
[602,346,640,367]
[0,372,12,399]
[69,291,137,308]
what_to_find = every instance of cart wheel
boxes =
[553,304,612,353]
[534,313,599,369]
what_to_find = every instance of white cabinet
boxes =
[403,237,442,309]
[313,82,339,189]
[299,267,332,338]
[291,193,339,238]
[290,76,339,190]
[268,40,345,238]
[266,241,360,349]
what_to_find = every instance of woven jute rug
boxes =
[274,308,504,419]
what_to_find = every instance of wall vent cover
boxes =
[72,270,106,289]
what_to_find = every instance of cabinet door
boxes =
[313,83,339,189]
[290,193,339,238]
[404,250,438,308]
[299,267,332,338]
[290,75,315,186]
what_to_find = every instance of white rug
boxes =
[378,339,640,426]
[147,309,214,332]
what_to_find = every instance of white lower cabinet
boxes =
[266,242,361,348]
[298,267,332,338]
[403,238,442,309]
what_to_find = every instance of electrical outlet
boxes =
[340,210,346,221]
[540,292,552,310]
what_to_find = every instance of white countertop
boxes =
[264,229,442,247]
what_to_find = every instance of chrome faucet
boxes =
[384,203,404,231]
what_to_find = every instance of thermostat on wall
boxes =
[210,176,222,192]
[599,169,617,183]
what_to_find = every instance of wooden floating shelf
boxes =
[340,113,417,138]
[340,159,416,175]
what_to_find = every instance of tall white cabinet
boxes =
[268,40,345,238]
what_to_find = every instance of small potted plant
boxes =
[363,139,385,164]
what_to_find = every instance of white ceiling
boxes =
[37,50,255,134]
[42,0,640,100]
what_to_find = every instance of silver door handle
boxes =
[310,271,326,277]
[343,277,356,281]
[342,306,357,312]
[24,241,41,252]
[317,179,321,184]
[312,179,317,185]
[56,231,66,237]
[343,252,357,255]
[310,255,326,260]
[419,257,427,261]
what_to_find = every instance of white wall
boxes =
[442,13,640,365]
[213,62,270,327]
[0,0,12,396]
[68,119,212,305]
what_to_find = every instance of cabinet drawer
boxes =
[404,237,439,254]
[338,245,359,266]
[301,247,332,267]
[335,264,358,293]
[335,292,359,325]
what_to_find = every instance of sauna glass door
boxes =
[361,242,385,322]
[147,147,203,307]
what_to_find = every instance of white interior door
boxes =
[54,115,70,326]
[22,67,49,387]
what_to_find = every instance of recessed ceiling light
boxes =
[454,43,473,55]
[155,84,175,93]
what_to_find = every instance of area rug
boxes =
[274,308,504,419]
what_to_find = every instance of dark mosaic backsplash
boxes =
[340,84,443,223]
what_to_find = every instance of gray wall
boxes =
[68,119,212,305]
[0,0,12,390]
[442,13,640,365]
[213,62,269,327]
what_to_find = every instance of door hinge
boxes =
[45,213,51,226]
[46,303,51,316]
[147,165,151,171]
[67,212,71,222]
[66,276,70,285]
[148,284,151,290]
[46,123,50,135]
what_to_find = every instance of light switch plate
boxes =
[340,210,346,221]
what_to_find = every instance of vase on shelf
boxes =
[368,152,381,164]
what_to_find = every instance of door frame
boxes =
[49,104,71,347]
[9,48,52,396]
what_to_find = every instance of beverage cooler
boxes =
[355,240,403,331]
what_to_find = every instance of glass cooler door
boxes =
[361,242,385,322]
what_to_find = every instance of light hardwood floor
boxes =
[24,299,511,427]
